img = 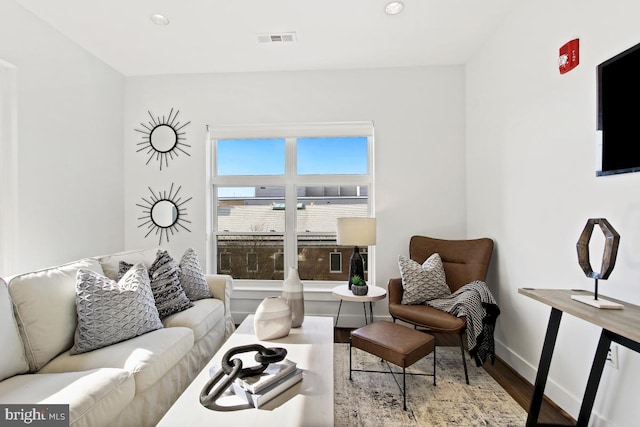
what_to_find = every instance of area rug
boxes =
[334,343,527,426]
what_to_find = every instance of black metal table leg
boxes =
[362,302,368,324]
[526,307,563,427]
[335,299,343,327]
[369,301,374,323]
[576,330,612,426]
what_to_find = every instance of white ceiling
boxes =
[13,0,521,77]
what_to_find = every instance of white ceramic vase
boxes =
[254,297,291,340]
[282,267,305,328]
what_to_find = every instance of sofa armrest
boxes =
[205,274,235,337]
[205,274,232,309]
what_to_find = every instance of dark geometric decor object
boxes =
[137,183,192,245]
[134,108,191,170]
[576,218,620,280]
[576,218,620,300]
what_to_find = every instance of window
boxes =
[210,122,374,286]
[219,252,231,272]
[329,252,342,273]
[274,252,284,272]
[247,253,259,272]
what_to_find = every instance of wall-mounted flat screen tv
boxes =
[597,41,640,176]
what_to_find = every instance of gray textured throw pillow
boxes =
[148,250,193,318]
[71,263,163,355]
[179,248,211,301]
[399,254,451,305]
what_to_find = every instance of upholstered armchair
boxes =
[388,235,494,384]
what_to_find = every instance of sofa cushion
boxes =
[0,368,134,427]
[162,298,225,342]
[40,327,194,394]
[0,278,29,381]
[399,254,451,305]
[97,248,159,280]
[7,258,104,371]
[148,250,193,318]
[71,264,163,355]
[178,248,211,301]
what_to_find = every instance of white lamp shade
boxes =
[336,217,376,246]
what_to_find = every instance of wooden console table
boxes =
[518,288,640,427]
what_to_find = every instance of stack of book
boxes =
[211,358,303,408]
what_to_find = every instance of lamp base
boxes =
[348,246,365,290]
[571,294,623,310]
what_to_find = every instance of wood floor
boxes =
[334,327,575,426]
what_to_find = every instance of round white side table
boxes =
[331,284,387,327]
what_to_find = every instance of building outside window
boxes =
[209,122,374,287]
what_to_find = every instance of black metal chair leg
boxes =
[349,339,353,380]
[402,360,407,411]
[459,334,470,385]
[433,346,437,386]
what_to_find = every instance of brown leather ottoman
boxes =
[349,321,435,410]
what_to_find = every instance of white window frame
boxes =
[207,122,375,290]
[0,60,18,276]
[361,251,369,273]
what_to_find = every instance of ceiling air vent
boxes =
[257,32,297,44]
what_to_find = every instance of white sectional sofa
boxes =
[0,248,234,427]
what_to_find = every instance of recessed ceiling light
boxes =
[150,13,169,26]
[385,1,404,15]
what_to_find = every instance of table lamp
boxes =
[336,217,376,289]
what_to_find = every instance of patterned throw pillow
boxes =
[179,248,211,301]
[398,254,451,305]
[71,263,163,355]
[148,250,193,318]
[117,260,133,280]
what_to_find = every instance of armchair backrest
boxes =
[409,235,494,292]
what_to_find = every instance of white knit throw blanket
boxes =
[426,280,500,366]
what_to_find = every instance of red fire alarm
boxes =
[559,38,579,74]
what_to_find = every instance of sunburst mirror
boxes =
[135,108,191,170]
[137,183,192,245]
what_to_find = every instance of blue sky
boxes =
[217,136,367,198]
[217,136,367,176]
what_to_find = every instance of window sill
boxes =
[231,280,347,302]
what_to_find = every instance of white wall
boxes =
[5,0,636,423]
[124,67,467,325]
[0,0,125,275]
[467,1,640,425]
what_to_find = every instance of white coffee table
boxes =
[332,284,387,327]
[158,315,334,427]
